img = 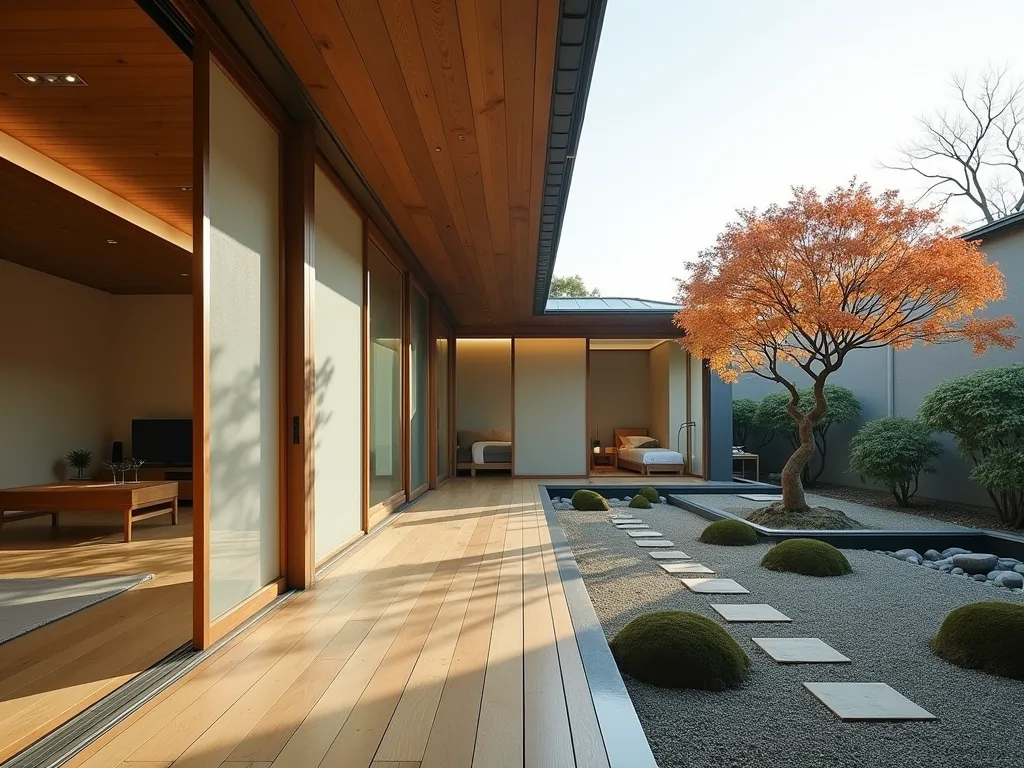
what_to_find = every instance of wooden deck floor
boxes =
[0,508,192,761]
[67,478,611,768]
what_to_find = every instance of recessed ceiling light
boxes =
[16,72,87,87]
[106,239,118,244]
[180,186,193,192]
[180,273,189,277]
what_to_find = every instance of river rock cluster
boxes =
[880,547,1024,592]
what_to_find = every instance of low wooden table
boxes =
[732,452,760,481]
[0,481,178,543]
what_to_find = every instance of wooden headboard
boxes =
[613,427,649,448]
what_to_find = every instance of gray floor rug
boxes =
[0,573,153,645]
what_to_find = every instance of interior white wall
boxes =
[0,261,193,489]
[589,350,650,448]
[514,338,587,476]
[110,295,192,458]
[456,339,511,432]
[0,260,112,488]
[648,342,670,448]
[207,61,281,619]
[313,166,364,561]
[688,350,705,475]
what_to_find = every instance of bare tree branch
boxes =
[885,65,1024,224]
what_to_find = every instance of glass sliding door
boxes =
[409,286,429,495]
[436,330,450,481]
[367,243,404,523]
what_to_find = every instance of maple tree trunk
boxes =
[779,380,828,511]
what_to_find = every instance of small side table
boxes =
[591,449,617,472]
[732,452,759,481]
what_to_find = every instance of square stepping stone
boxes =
[627,530,663,538]
[739,494,783,502]
[680,578,749,594]
[635,539,674,548]
[711,604,791,622]
[803,683,935,721]
[648,550,691,560]
[659,562,714,575]
[754,638,850,663]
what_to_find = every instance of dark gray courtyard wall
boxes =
[732,224,1024,507]
[708,374,734,482]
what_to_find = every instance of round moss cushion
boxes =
[760,538,851,576]
[933,601,1024,680]
[699,519,759,546]
[570,489,609,511]
[628,495,651,509]
[610,611,749,690]
[638,486,659,503]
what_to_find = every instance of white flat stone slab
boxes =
[680,578,749,594]
[635,539,674,548]
[754,637,850,663]
[613,523,649,529]
[648,550,691,560]
[608,513,633,519]
[738,494,783,502]
[627,530,663,538]
[711,604,791,622]
[611,519,642,524]
[803,683,936,721]
[659,562,714,575]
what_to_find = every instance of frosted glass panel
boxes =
[514,338,587,475]
[207,63,280,620]
[313,167,364,561]
[436,336,449,479]
[689,355,704,475]
[368,246,404,506]
[410,289,428,491]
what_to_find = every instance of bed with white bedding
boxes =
[614,428,686,475]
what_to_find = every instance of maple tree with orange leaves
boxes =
[675,181,1017,514]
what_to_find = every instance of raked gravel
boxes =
[693,492,973,530]
[556,501,1024,768]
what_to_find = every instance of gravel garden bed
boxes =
[556,498,1024,768]
[691,493,972,531]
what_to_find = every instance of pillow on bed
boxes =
[624,435,659,448]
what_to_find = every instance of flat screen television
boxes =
[131,419,193,466]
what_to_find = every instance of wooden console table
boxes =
[732,452,760,481]
[0,481,178,543]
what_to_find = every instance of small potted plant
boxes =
[66,449,93,480]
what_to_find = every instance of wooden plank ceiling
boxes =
[0,0,193,236]
[0,157,192,294]
[249,0,560,326]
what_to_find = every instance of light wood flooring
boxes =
[0,507,192,761]
[66,478,611,768]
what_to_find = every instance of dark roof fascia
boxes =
[531,0,610,316]
[960,210,1024,241]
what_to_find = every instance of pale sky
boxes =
[554,0,1024,302]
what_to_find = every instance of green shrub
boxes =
[919,364,1024,528]
[628,495,651,509]
[699,519,759,546]
[610,611,749,690]
[638,486,659,502]
[932,601,1024,680]
[849,416,942,507]
[732,397,759,448]
[755,384,861,485]
[571,489,609,511]
[760,538,851,576]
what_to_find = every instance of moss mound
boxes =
[628,495,651,509]
[571,489,609,511]
[932,601,1024,680]
[638,486,660,503]
[699,519,759,546]
[610,611,749,690]
[760,538,851,576]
